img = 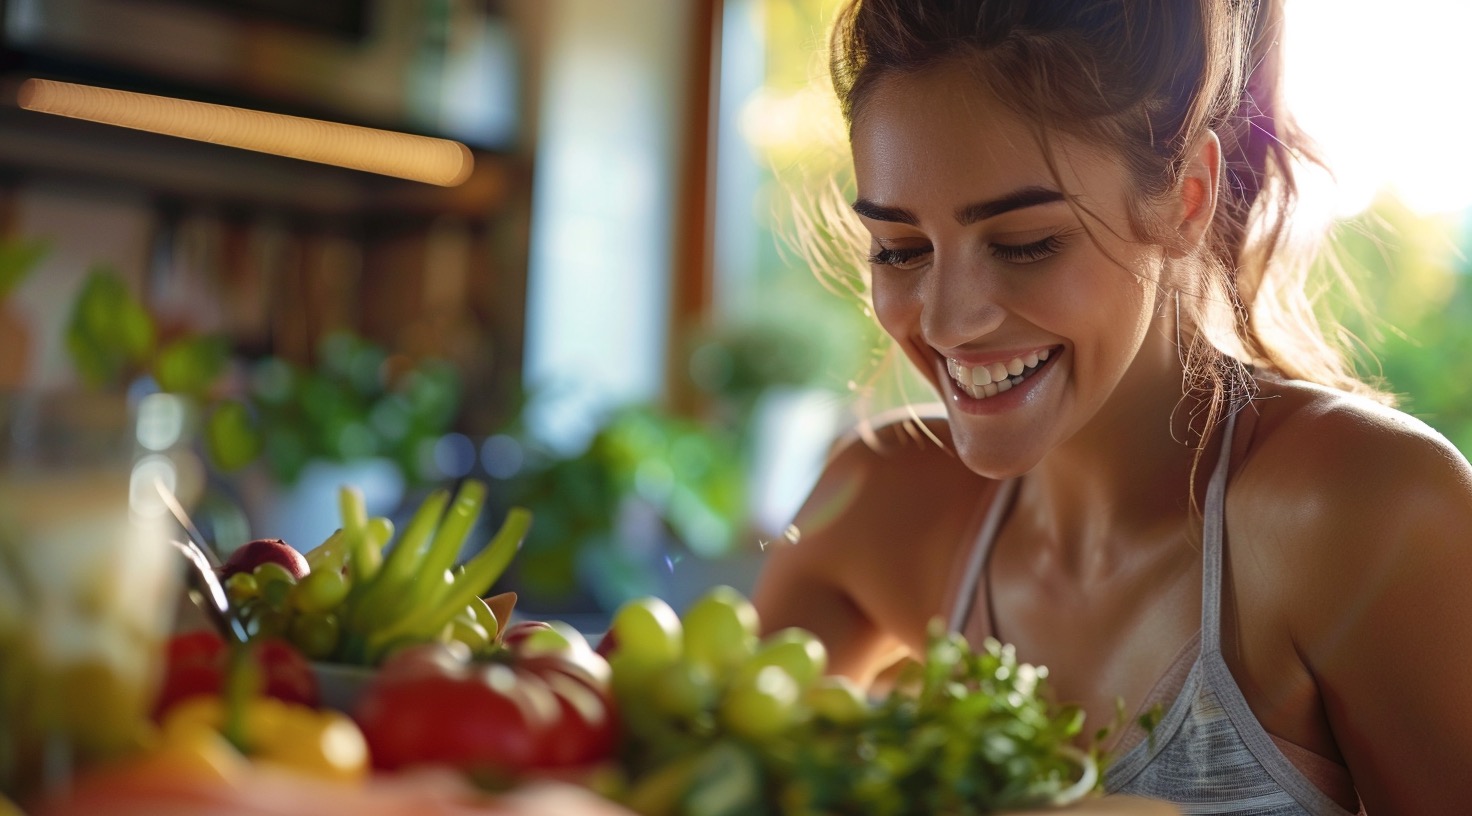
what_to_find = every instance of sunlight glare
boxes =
[1284,0,1472,217]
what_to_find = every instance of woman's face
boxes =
[850,62,1177,477]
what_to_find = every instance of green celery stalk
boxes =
[366,506,530,662]
[345,489,451,633]
[366,488,448,595]
[338,486,380,586]
[405,479,487,605]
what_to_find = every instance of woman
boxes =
[751,1,1472,813]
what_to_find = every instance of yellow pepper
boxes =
[163,696,369,783]
[149,713,248,784]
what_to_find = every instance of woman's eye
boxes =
[990,235,1064,264]
[867,246,931,270]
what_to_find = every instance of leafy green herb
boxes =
[1138,701,1165,752]
[776,625,1096,814]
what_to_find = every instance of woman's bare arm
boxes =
[751,417,987,685]
[1267,401,1472,813]
[750,438,910,684]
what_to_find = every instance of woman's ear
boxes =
[1169,130,1221,257]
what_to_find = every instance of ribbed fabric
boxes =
[949,413,1361,815]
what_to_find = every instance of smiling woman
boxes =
[750,1,1472,814]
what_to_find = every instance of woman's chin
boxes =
[951,434,1044,482]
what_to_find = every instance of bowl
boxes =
[311,661,377,713]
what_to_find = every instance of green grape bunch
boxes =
[601,588,1100,816]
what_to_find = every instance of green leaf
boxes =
[153,334,230,397]
[263,426,310,484]
[0,238,49,301]
[65,267,155,388]
[205,400,263,472]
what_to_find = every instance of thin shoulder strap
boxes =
[948,478,1018,634]
[1200,410,1239,655]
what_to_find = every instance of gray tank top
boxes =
[947,413,1360,814]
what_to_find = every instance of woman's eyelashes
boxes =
[867,234,1067,269]
[991,234,1065,263]
[867,245,930,269]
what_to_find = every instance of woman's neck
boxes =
[1012,328,1220,575]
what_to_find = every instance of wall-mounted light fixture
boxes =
[16,78,473,187]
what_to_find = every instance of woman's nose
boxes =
[920,258,1005,349]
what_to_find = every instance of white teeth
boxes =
[947,348,1056,400]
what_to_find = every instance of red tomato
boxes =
[351,638,619,776]
[498,620,556,651]
[354,662,557,773]
[593,629,618,658]
[504,630,616,768]
[168,630,228,665]
[153,631,319,718]
[530,668,618,767]
[376,641,474,683]
[254,638,318,705]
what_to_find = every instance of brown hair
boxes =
[825,0,1387,474]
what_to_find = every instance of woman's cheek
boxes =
[870,275,915,339]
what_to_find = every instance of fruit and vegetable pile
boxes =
[18,479,1101,815]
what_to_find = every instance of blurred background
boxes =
[1,0,1467,631]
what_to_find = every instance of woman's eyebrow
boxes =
[851,185,1065,226]
[954,186,1065,224]
[851,198,917,224]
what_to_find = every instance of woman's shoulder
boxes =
[782,403,995,570]
[1231,374,1472,583]
[1239,376,1472,510]
[823,402,986,493]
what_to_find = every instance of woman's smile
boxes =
[942,345,1062,416]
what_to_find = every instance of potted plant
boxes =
[210,331,463,552]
